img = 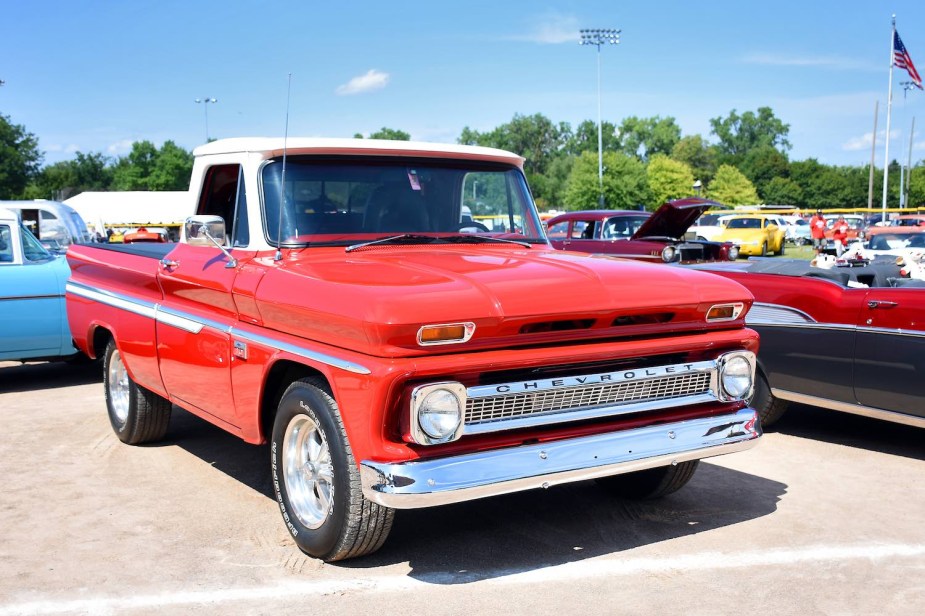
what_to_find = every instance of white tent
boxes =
[64,191,192,228]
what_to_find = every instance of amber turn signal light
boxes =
[706,303,745,322]
[417,322,476,346]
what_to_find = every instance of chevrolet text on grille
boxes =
[473,363,700,396]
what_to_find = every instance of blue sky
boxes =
[2,1,924,168]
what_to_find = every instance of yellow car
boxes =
[716,215,786,257]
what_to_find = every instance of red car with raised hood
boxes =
[545,198,739,263]
[66,138,761,562]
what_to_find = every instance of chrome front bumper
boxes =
[361,408,760,509]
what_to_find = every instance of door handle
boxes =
[159,258,179,269]
[868,300,898,309]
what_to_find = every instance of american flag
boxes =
[894,30,923,89]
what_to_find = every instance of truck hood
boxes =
[253,245,751,357]
[632,198,723,240]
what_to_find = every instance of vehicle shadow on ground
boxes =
[162,408,785,583]
[351,462,785,582]
[0,360,102,393]
[770,403,925,461]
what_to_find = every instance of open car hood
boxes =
[632,198,724,240]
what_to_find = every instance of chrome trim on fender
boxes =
[229,326,372,375]
[747,302,816,325]
[66,281,157,320]
[771,389,925,429]
[0,293,64,301]
[66,280,371,375]
[361,408,761,508]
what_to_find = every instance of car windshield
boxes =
[260,157,546,247]
[20,222,54,262]
[726,218,761,230]
[602,216,648,238]
[867,233,925,250]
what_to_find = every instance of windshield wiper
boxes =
[345,234,438,253]
[440,234,533,248]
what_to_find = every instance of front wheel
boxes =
[103,339,172,444]
[749,371,789,428]
[271,378,394,561]
[595,461,699,499]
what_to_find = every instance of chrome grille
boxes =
[466,371,712,425]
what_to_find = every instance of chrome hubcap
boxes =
[108,349,130,424]
[283,413,334,529]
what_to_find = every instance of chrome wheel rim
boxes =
[283,412,334,529]
[108,349,130,424]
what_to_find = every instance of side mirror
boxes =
[184,215,237,269]
[185,215,226,247]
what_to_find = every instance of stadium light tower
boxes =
[194,97,218,142]
[580,28,620,207]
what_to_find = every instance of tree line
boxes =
[2,109,923,211]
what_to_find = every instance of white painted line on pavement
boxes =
[3,542,925,615]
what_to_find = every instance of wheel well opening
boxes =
[91,327,114,360]
[260,361,331,442]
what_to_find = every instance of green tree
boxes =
[147,141,193,190]
[458,113,565,178]
[710,107,791,161]
[761,177,803,205]
[25,151,113,200]
[0,113,43,198]
[908,165,925,207]
[564,151,649,210]
[365,127,411,140]
[647,155,695,208]
[619,115,681,161]
[740,145,790,200]
[563,119,620,156]
[671,135,718,184]
[707,164,759,205]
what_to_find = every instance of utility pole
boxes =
[579,28,620,208]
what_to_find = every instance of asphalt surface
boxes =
[1,359,924,615]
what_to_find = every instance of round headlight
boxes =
[418,388,463,440]
[721,355,753,399]
[661,245,678,263]
[728,245,740,260]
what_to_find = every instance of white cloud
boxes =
[336,69,390,96]
[107,139,134,154]
[46,143,80,153]
[510,11,581,44]
[842,129,901,151]
[742,53,879,72]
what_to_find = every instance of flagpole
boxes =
[882,15,896,219]
[868,100,878,211]
[907,116,916,209]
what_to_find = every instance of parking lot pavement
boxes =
[2,360,925,615]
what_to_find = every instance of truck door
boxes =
[156,164,248,429]
[854,287,925,416]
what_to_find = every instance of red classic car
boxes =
[545,199,739,263]
[695,258,925,429]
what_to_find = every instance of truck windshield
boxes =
[260,157,546,247]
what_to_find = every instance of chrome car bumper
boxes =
[360,408,760,509]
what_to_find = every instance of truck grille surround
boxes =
[459,358,731,436]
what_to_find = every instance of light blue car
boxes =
[0,207,78,362]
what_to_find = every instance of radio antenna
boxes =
[275,72,292,262]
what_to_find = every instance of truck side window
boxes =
[232,166,249,248]
[197,164,241,244]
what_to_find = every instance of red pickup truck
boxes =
[66,138,761,561]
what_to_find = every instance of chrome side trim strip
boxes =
[361,408,760,509]
[230,327,372,375]
[747,302,816,325]
[0,294,63,301]
[856,326,925,339]
[771,389,925,429]
[66,280,371,375]
[66,281,156,319]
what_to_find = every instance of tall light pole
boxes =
[580,28,620,208]
[194,97,218,142]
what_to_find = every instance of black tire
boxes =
[595,461,699,500]
[775,240,785,256]
[749,370,788,428]
[271,378,394,562]
[760,242,768,257]
[103,339,171,445]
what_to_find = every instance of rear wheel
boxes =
[103,340,172,444]
[749,370,788,428]
[775,240,785,256]
[760,242,768,257]
[595,461,699,499]
[271,378,394,561]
